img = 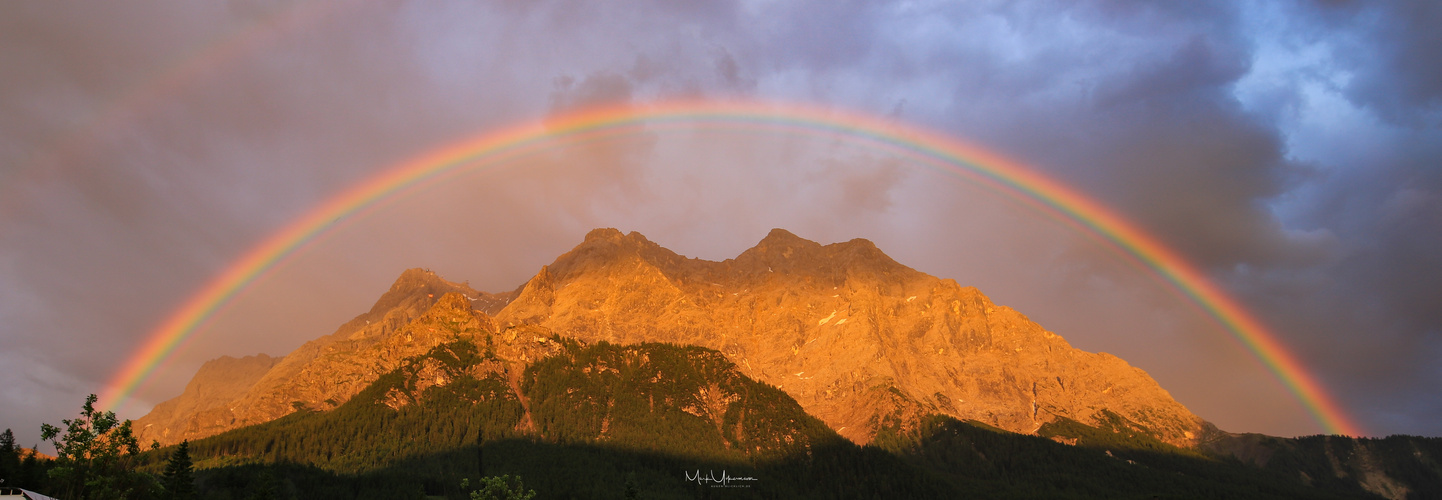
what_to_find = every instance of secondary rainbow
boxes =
[100,100,1364,437]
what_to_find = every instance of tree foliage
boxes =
[161,440,195,500]
[118,337,1415,499]
[0,431,54,493]
[40,393,158,499]
[462,475,536,500]
[0,428,18,486]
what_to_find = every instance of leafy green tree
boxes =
[461,475,536,500]
[161,440,195,500]
[40,393,153,499]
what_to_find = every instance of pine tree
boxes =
[0,429,20,492]
[161,440,195,500]
[19,448,48,491]
[0,428,19,487]
[623,472,639,500]
[244,470,280,500]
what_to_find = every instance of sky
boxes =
[2,1,1439,450]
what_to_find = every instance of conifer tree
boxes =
[244,470,280,500]
[0,428,19,487]
[623,472,639,500]
[161,440,195,500]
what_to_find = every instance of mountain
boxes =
[1199,431,1442,500]
[140,228,1207,449]
[129,306,1390,498]
[146,303,957,498]
[132,304,1384,499]
[136,268,509,446]
[120,228,1442,498]
[495,228,1210,447]
[133,353,281,445]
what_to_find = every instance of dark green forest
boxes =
[4,337,1439,499]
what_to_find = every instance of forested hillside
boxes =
[109,338,1395,499]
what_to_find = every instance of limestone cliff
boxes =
[137,268,492,445]
[493,228,1211,446]
[140,229,1211,449]
[134,354,281,445]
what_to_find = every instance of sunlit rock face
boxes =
[495,228,1211,446]
[138,228,1211,448]
[133,353,281,445]
[136,269,507,446]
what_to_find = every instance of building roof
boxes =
[0,488,60,500]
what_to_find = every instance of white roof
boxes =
[0,489,60,500]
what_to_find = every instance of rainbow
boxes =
[99,100,1364,437]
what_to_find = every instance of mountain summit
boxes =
[136,268,493,445]
[126,229,1442,499]
[138,228,1209,448]
[495,228,1210,446]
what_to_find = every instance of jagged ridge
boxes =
[137,269,490,445]
[140,295,1393,499]
[141,229,1207,449]
[494,228,1211,446]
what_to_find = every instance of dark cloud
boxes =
[1300,0,1442,127]
[1231,0,1442,432]
[2,0,1439,450]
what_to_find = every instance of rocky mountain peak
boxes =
[756,227,818,250]
[577,227,657,249]
[493,228,1208,446]
[733,229,911,281]
[582,227,624,242]
[546,228,682,282]
[141,228,1210,451]
[135,269,488,446]
[369,268,475,315]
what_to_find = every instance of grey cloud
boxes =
[1092,34,1250,109]
[1223,1,1442,433]
[1301,0,1442,127]
[833,161,905,214]
[549,71,635,112]
[897,2,1318,269]
[713,48,756,93]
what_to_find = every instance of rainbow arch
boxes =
[99,100,1364,437]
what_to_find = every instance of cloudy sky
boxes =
[2,1,1439,449]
